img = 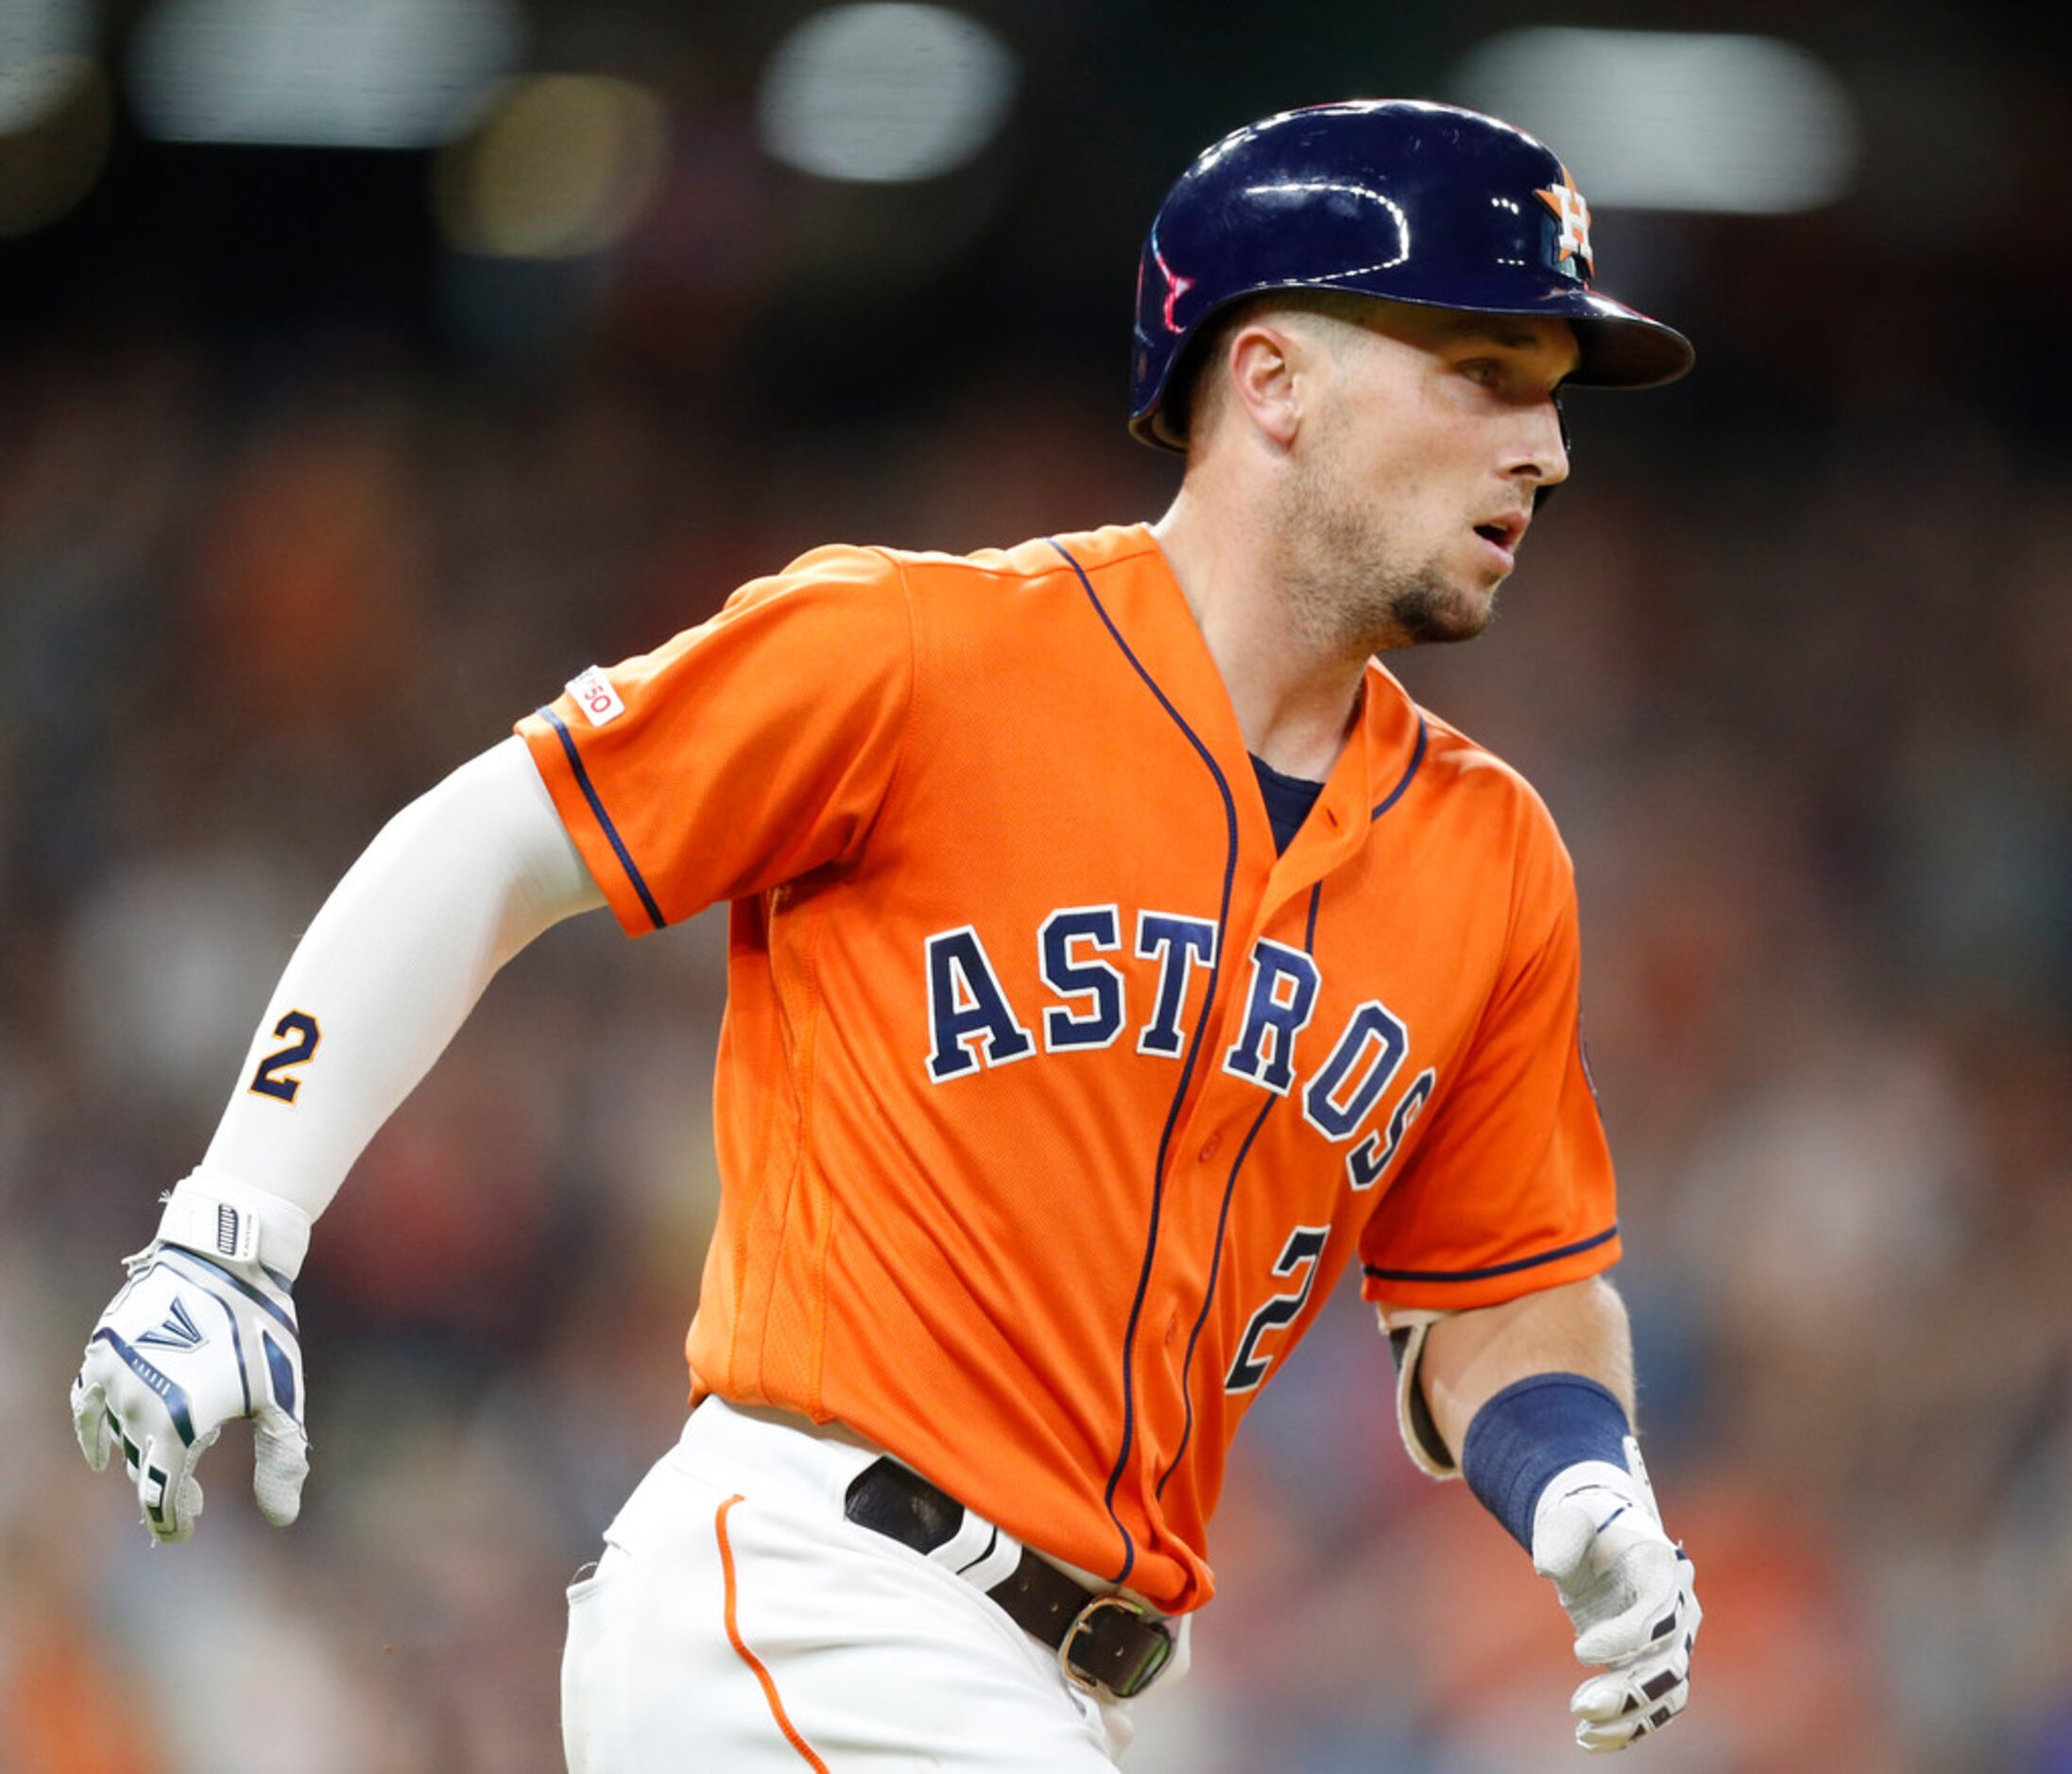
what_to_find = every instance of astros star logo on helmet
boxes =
[1535,167,1594,281]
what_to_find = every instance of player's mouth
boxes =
[1472,511,1529,570]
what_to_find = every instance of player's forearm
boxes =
[1415,1276,1635,1458]
[1410,1277,1697,1748]
[195,736,603,1232]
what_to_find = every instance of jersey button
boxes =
[1198,1131,1223,1163]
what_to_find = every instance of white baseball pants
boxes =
[560,1399,1184,1771]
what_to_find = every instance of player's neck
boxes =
[1151,493,1366,783]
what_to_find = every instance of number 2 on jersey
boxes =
[1225,1224,1330,1393]
[248,1010,321,1104]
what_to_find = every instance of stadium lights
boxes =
[0,55,111,235]
[757,3,1018,182]
[1449,28,1858,213]
[0,0,95,133]
[128,0,522,148]
[434,77,669,261]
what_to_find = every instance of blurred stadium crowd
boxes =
[2,5,2068,1772]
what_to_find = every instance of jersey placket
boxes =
[1119,711,1386,1579]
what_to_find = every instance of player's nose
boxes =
[1512,397,1570,492]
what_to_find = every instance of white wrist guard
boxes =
[156,1169,314,1282]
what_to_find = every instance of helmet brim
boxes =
[1553,292,1696,389]
[1128,284,1694,453]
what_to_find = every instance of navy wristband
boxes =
[1460,1373,1631,1550]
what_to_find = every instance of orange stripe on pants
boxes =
[714,1495,831,1773]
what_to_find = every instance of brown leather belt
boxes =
[842,1458,1175,1699]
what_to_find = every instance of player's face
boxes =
[1275,304,1577,653]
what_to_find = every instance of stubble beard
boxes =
[1276,439,1498,657]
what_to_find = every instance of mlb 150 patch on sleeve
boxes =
[567,667,626,726]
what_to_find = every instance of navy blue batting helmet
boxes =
[1129,99,1694,451]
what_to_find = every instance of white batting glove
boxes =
[1530,1436,1701,1753]
[70,1174,312,1544]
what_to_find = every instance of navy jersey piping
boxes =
[1046,536,1239,1585]
[538,705,666,930]
[1155,880,1325,1502]
[1363,1221,1619,1285]
[1371,713,1429,821]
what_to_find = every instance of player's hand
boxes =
[70,1211,309,1544]
[1530,1436,1700,1753]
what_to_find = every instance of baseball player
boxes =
[74,101,1702,1766]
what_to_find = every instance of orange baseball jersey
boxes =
[516,522,1618,1614]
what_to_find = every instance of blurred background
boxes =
[2,1,2066,1769]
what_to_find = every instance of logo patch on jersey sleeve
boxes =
[567,666,626,727]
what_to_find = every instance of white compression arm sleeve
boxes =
[190,737,605,1255]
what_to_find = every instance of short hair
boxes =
[1175,289,1383,451]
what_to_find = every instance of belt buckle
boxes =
[1057,1593,1173,1701]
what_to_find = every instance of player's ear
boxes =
[1225,320,1304,449]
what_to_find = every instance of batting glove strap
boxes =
[154,1168,312,1283]
[1531,1439,1702,1754]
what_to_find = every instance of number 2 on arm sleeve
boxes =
[248,1012,321,1104]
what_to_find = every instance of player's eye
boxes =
[1458,358,1505,389]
